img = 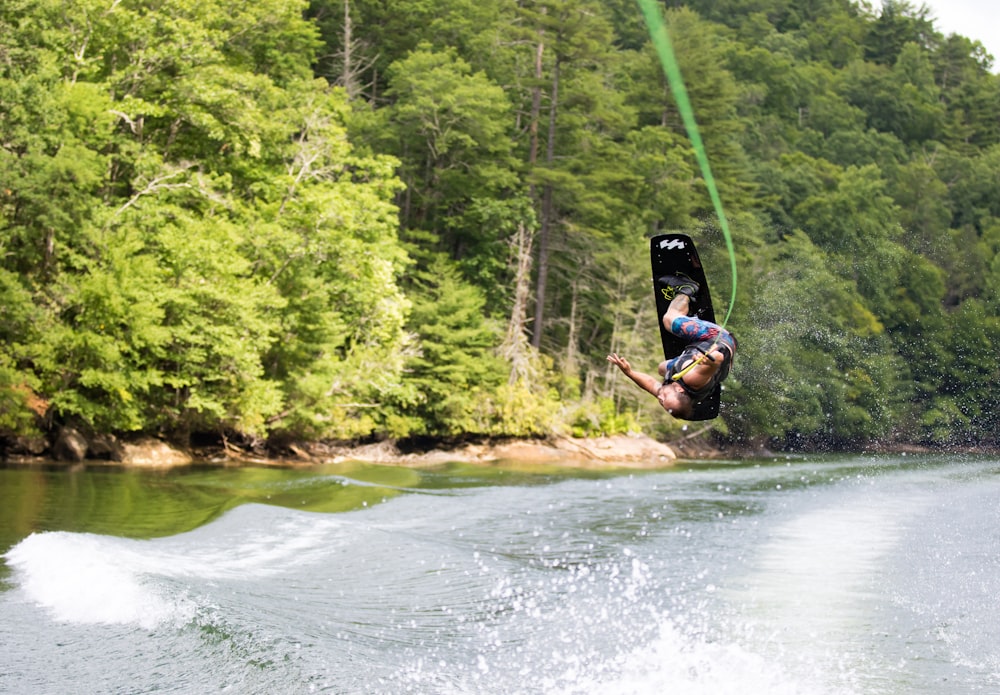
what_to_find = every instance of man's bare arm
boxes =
[607,353,661,398]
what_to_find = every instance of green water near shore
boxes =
[0,460,622,557]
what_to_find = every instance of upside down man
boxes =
[607,274,736,420]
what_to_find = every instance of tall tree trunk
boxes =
[502,222,534,385]
[341,0,357,98]
[525,37,544,345]
[606,268,645,406]
[531,56,560,349]
[336,0,376,101]
[529,41,544,172]
[564,275,579,378]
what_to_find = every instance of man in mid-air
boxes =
[607,275,736,420]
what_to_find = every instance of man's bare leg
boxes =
[663,293,691,331]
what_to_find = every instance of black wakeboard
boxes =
[650,233,720,420]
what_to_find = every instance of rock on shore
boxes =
[119,438,193,467]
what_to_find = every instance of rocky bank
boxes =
[2,428,714,470]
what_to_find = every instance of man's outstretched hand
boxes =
[607,353,632,375]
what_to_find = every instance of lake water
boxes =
[1,454,999,694]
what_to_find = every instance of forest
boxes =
[1,0,998,455]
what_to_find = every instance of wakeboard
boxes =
[650,233,720,420]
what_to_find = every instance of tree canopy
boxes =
[3,0,999,453]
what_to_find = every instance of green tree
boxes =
[394,255,507,436]
[248,86,410,441]
[842,45,944,144]
[862,0,937,66]
[918,299,1000,445]
[513,0,620,349]
[0,269,48,438]
[727,231,901,447]
[379,44,518,253]
[933,35,1000,149]
[644,8,754,210]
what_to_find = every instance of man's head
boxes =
[658,381,695,420]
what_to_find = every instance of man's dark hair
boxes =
[668,393,695,420]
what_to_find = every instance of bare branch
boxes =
[112,168,192,218]
[109,110,138,134]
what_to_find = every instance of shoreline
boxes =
[1,433,691,471]
[3,432,986,473]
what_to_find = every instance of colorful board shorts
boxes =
[669,315,737,353]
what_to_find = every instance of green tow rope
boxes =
[636,0,738,328]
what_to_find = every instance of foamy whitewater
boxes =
[2,456,999,694]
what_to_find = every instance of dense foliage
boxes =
[2,0,998,452]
